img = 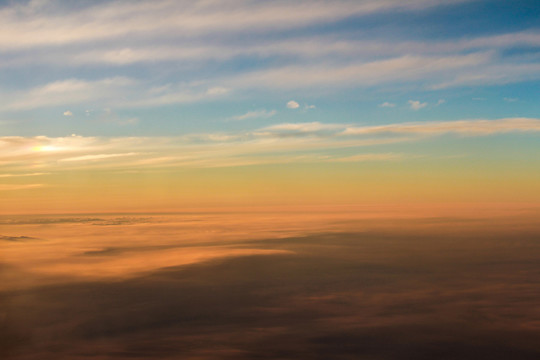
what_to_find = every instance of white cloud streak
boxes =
[341,118,540,136]
[59,152,139,162]
[0,172,48,178]
[329,153,404,162]
[1,118,539,174]
[0,0,469,50]
[226,53,490,90]
[232,109,276,121]
[0,184,44,191]
[1,77,135,110]
[0,78,229,110]
[3,30,539,71]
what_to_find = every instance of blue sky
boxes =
[1,0,540,206]
[1,0,539,138]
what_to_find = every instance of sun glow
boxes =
[32,145,60,152]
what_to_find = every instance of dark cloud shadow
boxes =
[0,235,39,242]
[2,230,540,359]
[0,216,151,226]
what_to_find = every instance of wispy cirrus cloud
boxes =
[59,152,140,162]
[0,0,469,50]
[1,77,135,110]
[329,153,404,162]
[2,31,539,72]
[0,183,44,191]
[0,172,48,178]
[340,118,540,136]
[1,118,539,175]
[231,109,276,121]
[4,48,535,98]
[0,77,229,111]
[430,62,540,89]
[226,53,490,90]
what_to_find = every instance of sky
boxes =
[2,2,540,357]
[1,0,540,213]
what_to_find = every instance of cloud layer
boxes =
[2,211,540,359]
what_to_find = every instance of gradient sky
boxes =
[2,3,540,358]
[1,0,540,213]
